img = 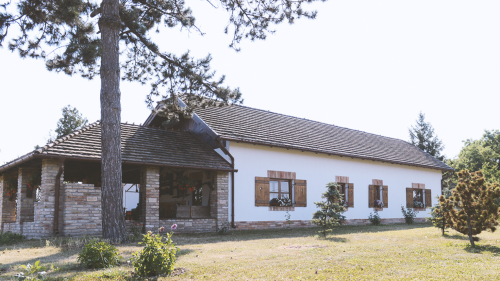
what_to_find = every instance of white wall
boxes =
[229,142,443,222]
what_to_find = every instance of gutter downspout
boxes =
[215,136,236,228]
[54,159,64,235]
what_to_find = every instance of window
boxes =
[338,183,347,202]
[413,189,424,208]
[375,186,381,201]
[335,176,354,207]
[255,173,307,207]
[369,184,388,208]
[406,185,431,209]
[270,180,290,200]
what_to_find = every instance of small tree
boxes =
[440,170,500,247]
[427,187,452,235]
[55,105,89,139]
[312,182,346,238]
[409,112,445,161]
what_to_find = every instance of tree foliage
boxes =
[1,0,325,242]
[312,182,346,238]
[409,112,445,161]
[448,130,500,186]
[55,105,89,139]
[427,187,452,235]
[439,170,500,247]
[0,0,323,117]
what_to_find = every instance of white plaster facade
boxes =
[227,141,442,222]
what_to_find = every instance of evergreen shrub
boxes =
[77,239,121,269]
[133,227,178,277]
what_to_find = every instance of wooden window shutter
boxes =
[382,186,388,208]
[348,183,354,207]
[425,189,432,208]
[406,188,413,208]
[255,177,270,206]
[295,180,307,207]
[368,185,375,207]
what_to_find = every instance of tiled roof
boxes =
[193,105,453,171]
[0,122,233,172]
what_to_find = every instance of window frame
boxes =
[336,183,348,203]
[412,189,424,208]
[269,179,292,200]
[375,185,381,201]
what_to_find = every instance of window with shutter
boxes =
[255,177,270,206]
[368,185,375,207]
[348,183,354,207]
[406,188,413,208]
[425,189,432,208]
[382,186,388,208]
[295,180,307,207]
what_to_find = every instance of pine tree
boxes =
[427,187,451,235]
[55,105,89,139]
[1,0,323,242]
[439,170,500,247]
[312,182,346,238]
[409,112,445,161]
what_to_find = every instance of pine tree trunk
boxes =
[466,214,475,248]
[99,0,126,243]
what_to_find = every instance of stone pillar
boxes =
[34,159,63,237]
[215,172,229,229]
[140,166,160,233]
[17,167,37,223]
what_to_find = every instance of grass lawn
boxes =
[1,223,500,280]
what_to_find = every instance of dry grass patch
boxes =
[1,223,500,280]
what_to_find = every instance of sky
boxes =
[0,0,499,165]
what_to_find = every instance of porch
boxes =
[0,122,233,237]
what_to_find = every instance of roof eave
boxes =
[7,153,237,172]
[222,137,454,172]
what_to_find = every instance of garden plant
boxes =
[440,170,500,247]
[312,182,346,237]
[132,225,178,277]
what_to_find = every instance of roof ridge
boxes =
[36,120,101,154]
[228,104,414,145]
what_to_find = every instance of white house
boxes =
[0,103,452,238]
[145,104,453,229]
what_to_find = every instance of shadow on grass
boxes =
[464,243,500,256]
[325,237,348,243]
[172,223,433,246]
[176,248,195,257]
[442,233,469,241]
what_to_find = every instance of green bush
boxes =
[368,211,381,225]
[401,206,417,224]
[132,228,177,277]
[0,231,24,245]
[77,239,121,269]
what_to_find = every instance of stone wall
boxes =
[215,172,229,229]
[32,159,63,237]
[60,183,102,236]
[235,220,314,230]
[140,166,160,233]
[234,218,427,230]
[343,218,426,225]
[1,162,230,237]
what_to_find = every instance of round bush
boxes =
[77,239,121,269]
[133,231,177,277]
